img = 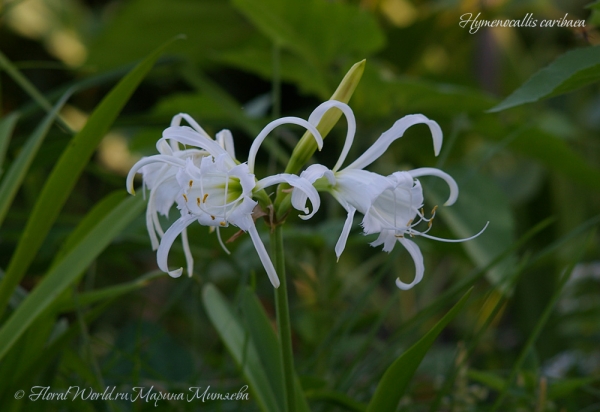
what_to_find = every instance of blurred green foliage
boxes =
[0,0,599,411]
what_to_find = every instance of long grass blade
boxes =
[0,37,179,316]
[0,91,72,228]
[0,194,144,362]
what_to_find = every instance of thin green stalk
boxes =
[272,225,295,412]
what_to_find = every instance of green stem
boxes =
[272,225,295,412]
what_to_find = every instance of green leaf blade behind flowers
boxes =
[0,113,19,177]
[240,287,311,412]
[0,37,179,317]
[489,46,600,112]
[86,0,251,71]
[202,283,280,412]
[366,288,472,412]
[0,193,145,362]
[230,0,384,96]
[426,167,517,288]
[0,92,71,229]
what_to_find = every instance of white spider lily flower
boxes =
[126,113,218,276]
[292,101,487,289]
[127,109,327,287]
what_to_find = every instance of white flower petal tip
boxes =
[395,278,418,290]
[169,268,183,278]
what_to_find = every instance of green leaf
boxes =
[0,113,19,177]
[366,288,472,412]
[231,0,384,63]
[230,0,384,95]
[0,50,72,132]
[472,115,600,191]
[4,302,111,406]
[0,37,179,316]
[54,271,164,312]
[240,287,311,412]
[202,283,280,412]
[0,194,145,362]
[354,65,497,118]
[467,369,506,392]
[490,243,588,411]
[0,91,71,228]
[306,390,367,412]
[508,126,600,191]
[548,376,600,400]
[216,45,330,98]
[427,167,516,287]
[86,0,251,71]
[53,191,128,262]
[489,46,600,112]
[241,287,285,410]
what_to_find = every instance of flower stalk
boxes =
[272,224,296,412]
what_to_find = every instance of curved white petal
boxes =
[334,205,356,261]
[157,214,196,278]
[181,226,194,277]
[170,113,211,138]
[157,139,173,155]
[396,238,424,290]
[306,100,357,172]
[161,127,228,159]
[334,169,391,214]
[145,198,160,250]
[126,155,186,194]
[255,173,321,219]
[216,227,231,255]
[247,224,280,288]
[408,167,459,206]
[247,117,324,173]
[415,221,489,242]
[346,114,443,171]
[370,230,397,252]
[216,129,236,159]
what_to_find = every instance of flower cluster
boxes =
[127,101,486,290]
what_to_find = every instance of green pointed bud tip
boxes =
[331,59,366,104]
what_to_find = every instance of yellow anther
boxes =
[197,197,201,206]
[406,219,413,227]
[189,180,193,188]
[182,193,188,202]
[420,207,425,216]
[431,205,438,214]
[428,220,433,228]
[202,193,209,203]
[395,234,404,238]
[219,221,226,226]
[211,215,215,220]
